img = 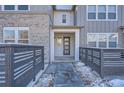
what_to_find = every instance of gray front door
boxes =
[63,37,70,55]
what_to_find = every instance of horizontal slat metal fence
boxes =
[79,47,102,77]
[0,44,44,87]
[103,49,124,76]
[79,47,124,77]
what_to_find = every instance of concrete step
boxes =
[53,60,76,63]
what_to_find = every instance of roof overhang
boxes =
[52,26,82,29]
[120,26,124,29]
[52,5,76,11]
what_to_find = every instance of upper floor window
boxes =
[88,5,96,19]
[2,5,29,11]
[18,5,29,10]
[108,5,116,19]
[87,5,117,20]
[4,5,15,10]
[98,5,106,19]
[62,14,66,23]
[3,27,29,44]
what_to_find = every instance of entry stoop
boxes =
[54,56,78,63]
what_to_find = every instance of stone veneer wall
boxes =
[0,13,50,63]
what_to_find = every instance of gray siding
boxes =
[77,5,124,48]
[122,5,124,26]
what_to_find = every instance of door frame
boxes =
[51,28,80,63]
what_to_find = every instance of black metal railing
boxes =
[0,44,44,87]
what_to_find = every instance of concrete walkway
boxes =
[45,62,84,87]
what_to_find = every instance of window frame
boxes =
[3,27,29,44]
[2,5,30,11]
[87,33,118,48]
[87,5,118,21]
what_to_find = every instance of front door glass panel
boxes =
[63,37,70,55]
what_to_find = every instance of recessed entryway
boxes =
[54,33,75,62]
[51,28,80,63]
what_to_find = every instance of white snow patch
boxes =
[73,62,108,87]
[34,74,54,87]
[108,79,124,87]
[74,62,85,67]
[74,62,124,87]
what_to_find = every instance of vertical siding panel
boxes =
[88,22,91,32]
[103,21,106,33]
[92,21,94,32]
[106,22,109,33]
[117,5,123,47]
[0,5,2,11]
[95,21,98,32]
[111,21,114,32]
[92,22,95,33]
[122,6,124,26]
[101,21,103,32]
[99,21,104,33]
[97,21,100,33]
[95,21,97,33]
[118,5,122,26]
[90,22,93,33]
[82,6,86,26]
[108,22,110,33]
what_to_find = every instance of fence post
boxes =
[80,47,83,62]
[79,47,81,60]
[41,47,44,70]
[91,48,94,70]
[33,48,36,81]
[5,45,14,87]
[100,49,104,78]
[85,48,88,66]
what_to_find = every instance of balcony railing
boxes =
[0,44,44,87]
[79,47,124,78]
